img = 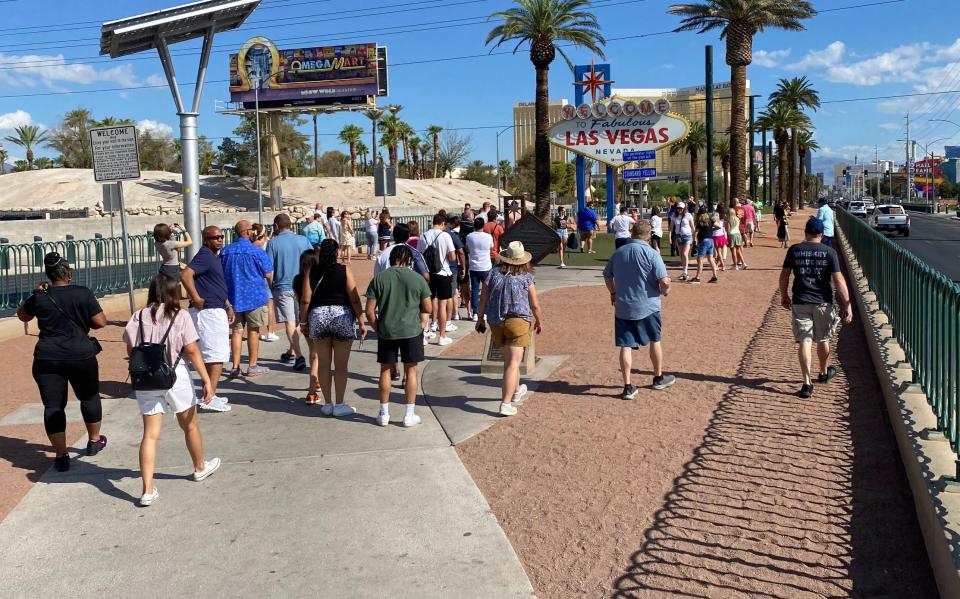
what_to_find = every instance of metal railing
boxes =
[837,208,960,452]
[0,214,439,312]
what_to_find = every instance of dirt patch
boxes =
[456,214,936,598]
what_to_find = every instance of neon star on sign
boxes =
[574,60,613,103]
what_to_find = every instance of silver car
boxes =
[848,201,868,217]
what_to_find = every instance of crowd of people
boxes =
[15,192,851,507]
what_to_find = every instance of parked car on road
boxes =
[870,204,911,236]
[848,201,868,217]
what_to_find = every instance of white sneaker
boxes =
[437,336,453,346]
[259,332,280,342]
[423,332,430,346]
[320,403,335,416]
[452,313,460,321]
[332,403,356,417]
[200,395,233,412]
[513,384,529,402]
[377,411,390,427]
[429,322,438,333]
[193,457,221,482]
[445,322,458,332]
[472,313,479,322]
[559,263,566,269]
[139,487,159,507]
[499,403,518,416]
[403,413,422,428]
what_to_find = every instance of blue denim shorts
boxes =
[677,233,693,246]
[696,238,716,257]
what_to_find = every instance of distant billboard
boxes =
[229,37,385,109]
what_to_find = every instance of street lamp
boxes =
[495,125,514,212]
[921,136,948,203]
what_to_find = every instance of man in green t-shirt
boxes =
[365,245,433,428]
[753,199,764,234]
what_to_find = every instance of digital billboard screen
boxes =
[230,37,381,108]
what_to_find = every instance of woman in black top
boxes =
[299,240,366,416]
[775,200,789,248]
[689,211,719,284]
[17,252,108,472]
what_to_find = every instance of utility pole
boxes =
[906,113,912,202]
[875,145,880,199]
[705,45,715,210]
[761,128,767,204]
[749,95,756,201]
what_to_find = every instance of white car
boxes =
[870,204,910,236]
[848,201,868,217]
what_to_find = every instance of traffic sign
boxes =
[623,150,656,162]
[89,125,141,182]
[622,168,656,180]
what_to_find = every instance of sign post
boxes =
[89,125,141,314]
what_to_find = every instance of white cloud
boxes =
[879,122,901,130]
[753,49,791,68]
[788,42,846,71]
[145,74,167,87]
[136,119,173,138]
[0,110,32,131]
[0,53,162,91]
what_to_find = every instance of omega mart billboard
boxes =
[229,37,383,108]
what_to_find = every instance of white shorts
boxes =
[135,364,198,416]
[189,307,230,364]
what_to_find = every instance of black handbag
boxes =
[128,311,181,391]
[45,292,103,355]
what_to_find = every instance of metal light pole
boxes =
[761,128,768,204]
[495,125,514,213]
[923,137,948,202]
[705,45,715,210]
[254,77,263,224]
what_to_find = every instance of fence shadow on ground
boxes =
[610,291,938,598]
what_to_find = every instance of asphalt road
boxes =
[878,212,960,283]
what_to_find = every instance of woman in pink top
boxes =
[406,220,421,250]
[123,274,220,507]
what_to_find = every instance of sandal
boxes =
[305,389,319,405]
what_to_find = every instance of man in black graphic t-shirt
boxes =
[779,217,853,398]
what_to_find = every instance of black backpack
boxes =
[422,233,444,274]
[128,310,181,391]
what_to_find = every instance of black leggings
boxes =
[32,357,102,436]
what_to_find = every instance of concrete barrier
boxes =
[837,227,960,598]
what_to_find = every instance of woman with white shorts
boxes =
[123,274,220,507]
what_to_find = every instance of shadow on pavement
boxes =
[609,291,938,598]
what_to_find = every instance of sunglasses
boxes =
[204,235,225,241]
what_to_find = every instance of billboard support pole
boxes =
[254,78,263,225]
[705,45,716,211]
[117,181,136,315]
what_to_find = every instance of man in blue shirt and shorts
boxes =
[603,220,676,399]
[577,200,600,254]
[266,213,313,371]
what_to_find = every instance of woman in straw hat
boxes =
[475,241,543,416]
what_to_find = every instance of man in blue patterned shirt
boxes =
[221,220,274,378]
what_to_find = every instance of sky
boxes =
[0,0,954,181]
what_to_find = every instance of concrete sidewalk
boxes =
[0,296,588,597]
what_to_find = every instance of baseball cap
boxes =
[805,217,825,236]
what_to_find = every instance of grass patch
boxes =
[537,233,683,269]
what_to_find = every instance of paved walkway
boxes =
[0,305,554,597]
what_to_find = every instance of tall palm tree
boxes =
[397,121,414,178]
[670,121,708,204]
[338,124,364,176]
[498,159,514,192]
[427,125,443,178]
[356,140,369,175]
[486,0,605,219]
[378,114,403,168]
[668,0,815,203]
[756,102,810,208]
[713,136,731,207]
[769,76,820,209]
[796,130,819,207]
[419,140,433,179]
[0,145,8,174]
[409,136,421,180]
[5,125,48,169]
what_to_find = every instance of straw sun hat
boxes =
[499,241,532,265]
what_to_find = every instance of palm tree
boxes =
[756,102,810,208]
[338,124,364,176]
[498,159,514,192]
[668,0,815,202]
[397,121,414,178]
[378,114,403,168]
[796,130,819,207]
[486,0,605,219]
[356,140,369,175]
[427,125,443,178]
[0,145,7,174]
[769,76,820,209]
[670,121,708,204]
[419,140,433,179]
[5,125,48,169]
[713,136,731,207]
[409,136,421,180]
